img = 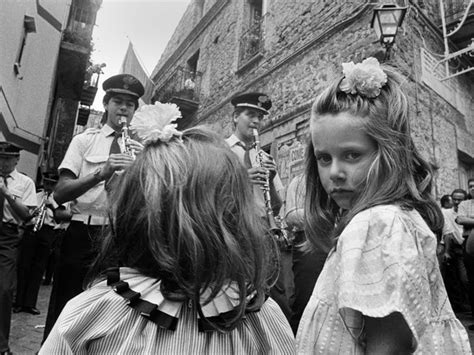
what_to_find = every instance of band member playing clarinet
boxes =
[225,92,292,320]
[43,74,145,342]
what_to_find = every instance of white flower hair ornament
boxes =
[339,57,388,99]
[130,102,182,144]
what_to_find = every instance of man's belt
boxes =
[71,214,108,226]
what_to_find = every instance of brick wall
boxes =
[152,0,474,194]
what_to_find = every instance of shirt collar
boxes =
[101,124,116,137]
[227,134,244,148]
[6,169,19,180]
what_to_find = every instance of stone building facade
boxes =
[151,0,474,196]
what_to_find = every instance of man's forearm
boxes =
[54,173,103,205]
[456,216,474,227]
[5,194,31,221]
[269,183,282,215]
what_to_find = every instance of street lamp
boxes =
[371,4,408,60]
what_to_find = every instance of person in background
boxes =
[439,192,470,313]
[14,173,62,315]
[43,74,145,341]
[296,58,470,353]
[0,142,37,355]
[225,92,292,321]
[42,202,72,286]
[457,178,474,329]
[284,173,328,334]
[40,125,295,354]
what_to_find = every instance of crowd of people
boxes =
[0,57,473,354]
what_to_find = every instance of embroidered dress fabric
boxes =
[296,205,471,354]
[40,267,296,354]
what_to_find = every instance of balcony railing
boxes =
[238,16,264,67]
[154,66,202,104]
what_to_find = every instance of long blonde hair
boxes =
[305,66,443,252]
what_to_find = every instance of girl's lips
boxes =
[330,190,353,197]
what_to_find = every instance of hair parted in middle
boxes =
[305,64,443,253]
[88,126,277,330]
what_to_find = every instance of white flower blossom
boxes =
[130,102,182,144]
[339,57,387,98]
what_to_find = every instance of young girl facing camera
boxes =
[296,58,470,354]
[40,105,295,354]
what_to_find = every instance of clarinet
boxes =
[252,128,292,249]
[119,117,135,159]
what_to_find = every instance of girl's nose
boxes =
[329,161,345,182]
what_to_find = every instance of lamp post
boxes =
[371,4,408,60]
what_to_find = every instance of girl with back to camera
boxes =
[296,58,470,354]
[40,103,295,354]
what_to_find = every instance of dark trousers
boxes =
[463,241,474,318]
[269,249,293,322]
[43,230,65,285]
[43,222,103,342]
[441,244,470,312]
[289,231,327,334]
[15,225,58,308]
[0,224,21,352]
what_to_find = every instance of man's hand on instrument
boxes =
[248,167,270,187]
[258,151,277,180]
[101,153,135,180]
[127,139,144,155]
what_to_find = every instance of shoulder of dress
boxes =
[353,204,401,223]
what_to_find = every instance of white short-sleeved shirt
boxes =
[3,169,37,224]
[441,208,464,245]
[296,205,471,354]
[226,134,284,218]
[58,125,118,217]
[457,199,474,237]
[284,174,305,232]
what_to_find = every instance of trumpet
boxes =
[33,192,48,232]
[119,117,135,159]
[252,128,292,249]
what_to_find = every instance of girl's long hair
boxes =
[89,126,274,330]
[305,67,443,252]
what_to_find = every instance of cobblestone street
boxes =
[8,283,474,354]
[10,285,51,354]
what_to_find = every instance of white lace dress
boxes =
[296,205,471,354]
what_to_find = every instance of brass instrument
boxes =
[33,192,48,232]
[252,128,292,249]
[119,117,135,159]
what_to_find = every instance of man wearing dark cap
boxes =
[0,142,37,355]
[43,74,145,341]
[225,92,292,320]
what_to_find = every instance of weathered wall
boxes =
[152,0,474,194]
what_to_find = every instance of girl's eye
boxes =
[315,154,331,165]
[345,152,361,160]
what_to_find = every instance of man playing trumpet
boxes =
[43,74,145,341]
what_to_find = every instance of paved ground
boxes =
[10,284,51,354]
[9,284,474,354]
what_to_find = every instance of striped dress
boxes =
[40,268,295,354]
